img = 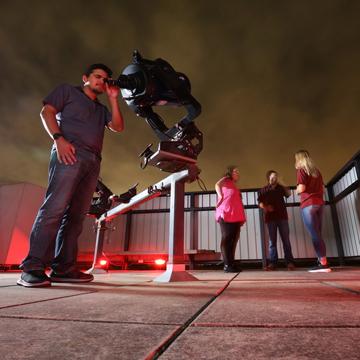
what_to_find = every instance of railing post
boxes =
[258,208,267,269]
[189,193,198,251]
[188,193,199,270]
[327,185,345,265]
[354,157,360,180]
[355,157,360,230]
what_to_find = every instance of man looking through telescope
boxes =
[17,64,124,287]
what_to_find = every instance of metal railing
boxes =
[78,151,360,265]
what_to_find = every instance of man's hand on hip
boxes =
[54,138,76,165]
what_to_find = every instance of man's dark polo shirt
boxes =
[43,84,111,158]
[258,184,290,223]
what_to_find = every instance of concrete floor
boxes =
[0,267,359,360]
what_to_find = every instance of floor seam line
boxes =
[0,290,98,310]
[144,272,241,360]
[319,281,360,295]
[0,314,181,326]
[191,323,360,329]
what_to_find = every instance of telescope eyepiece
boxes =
[104,78,118,87]
[104,74,145,92]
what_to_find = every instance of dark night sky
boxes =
[1,0,359,193]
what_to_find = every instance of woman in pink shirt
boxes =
[215,166,246,272]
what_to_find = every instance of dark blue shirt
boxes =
[43,84,111,157]
[258,184,289,223]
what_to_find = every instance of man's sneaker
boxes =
[224,265,241,273]
[49,270,94,283]
[17,270,51,288]
[308,263,332,273]
[265,263,276,271]
[287,263,296,271]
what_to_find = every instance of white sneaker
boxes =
[308,264,332,273]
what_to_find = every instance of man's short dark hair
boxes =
[84,63,113,78]
[266,170,277,181]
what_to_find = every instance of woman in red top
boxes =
[295,150,331,272]
[215,166,246,273]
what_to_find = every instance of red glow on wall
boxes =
[6,227,29,264]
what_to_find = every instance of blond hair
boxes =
[295,150,319,177]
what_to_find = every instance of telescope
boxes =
[107,50,203,173]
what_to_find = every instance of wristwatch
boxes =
[53,132,64,140]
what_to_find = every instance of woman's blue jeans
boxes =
[20,148,100,273]
[301,205,327,259]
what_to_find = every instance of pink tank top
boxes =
[216,178,246,223]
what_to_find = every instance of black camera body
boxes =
[108,51,202,173]
[107,51,196,109]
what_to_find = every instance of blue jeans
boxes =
[20,148,100,273]
[267,220,294,265]
[301,205,326,259]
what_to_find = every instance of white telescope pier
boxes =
[87,166,199,282]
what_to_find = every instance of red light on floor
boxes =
[155,259,166,266]
[99,259,108,266]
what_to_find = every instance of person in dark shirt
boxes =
[258,170,295,270]
[17,64,125,287]
[295,150,331,273]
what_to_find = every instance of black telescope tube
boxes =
[105,74,143,91]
